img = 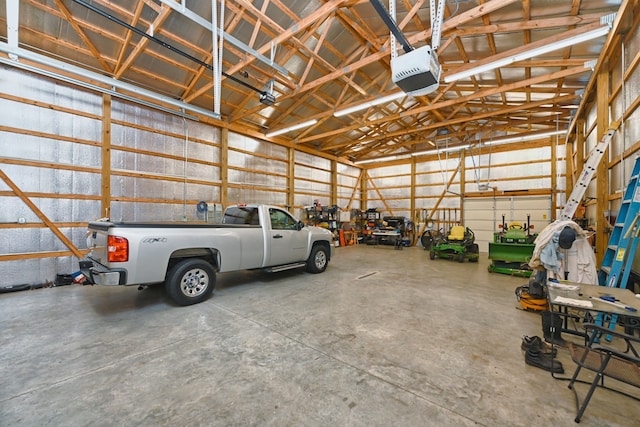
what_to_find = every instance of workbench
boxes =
[372,230,403,249]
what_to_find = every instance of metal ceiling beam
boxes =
[157,0,289,77]
[6,0,18,50]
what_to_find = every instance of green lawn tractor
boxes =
[488,215,537,276]
[429,225,479,263]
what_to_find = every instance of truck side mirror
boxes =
[296,221,305,231]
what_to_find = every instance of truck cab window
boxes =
[223,206,260,225]
[269,209,297,230]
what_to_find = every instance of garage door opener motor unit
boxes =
[370,0,444,96]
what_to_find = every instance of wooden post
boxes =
[220,127,228,208]
[459,150,466,222]
[551,135,557,220]
[410,158,416,223]
[331,159,338,207]
[361,169,368,209]
[596,60,610,266]
[287,147,295,211]
[101,94,111,218]
[575,119,585,195]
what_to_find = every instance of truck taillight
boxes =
[108,236,128,262]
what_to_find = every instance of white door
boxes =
[463,196,553,253]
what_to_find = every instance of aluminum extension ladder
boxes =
[560,123,619,221]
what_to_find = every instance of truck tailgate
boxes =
[85,221,113,265]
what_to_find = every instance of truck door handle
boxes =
[273,234,283,239]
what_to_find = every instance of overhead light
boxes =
[412,144,471,157]
[481,130,567,146]
[334,92,406,117]
[265,119,318,138]
[444,24,613,83]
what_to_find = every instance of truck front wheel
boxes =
[165,258,215,306]
[305,245,329,274]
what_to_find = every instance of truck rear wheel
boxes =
[305,245,328,274]
[165,258,215,306]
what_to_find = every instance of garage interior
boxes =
[1,0,640,425]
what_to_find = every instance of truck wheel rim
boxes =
[180,268,208,297]
[314,251,326,269]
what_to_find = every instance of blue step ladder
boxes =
[596,156,640,337]
[598,156,640,288]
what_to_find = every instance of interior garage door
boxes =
[463,196,553,253]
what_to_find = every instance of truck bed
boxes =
[88,221,261,230]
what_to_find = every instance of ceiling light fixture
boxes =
[444,24,613,83]
[354,130,567,164]
[412,144,471,157]
[481,130,567,146]
[265,119,318,138]
[334,92,406,117]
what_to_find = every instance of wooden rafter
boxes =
[11,0,622,163]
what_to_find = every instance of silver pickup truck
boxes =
[80,204,333,306]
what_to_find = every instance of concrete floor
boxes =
[1,245,638,426]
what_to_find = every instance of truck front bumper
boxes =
[79,259,127,286]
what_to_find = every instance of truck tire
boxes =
[305,245,328,274]
[165,258,215,306]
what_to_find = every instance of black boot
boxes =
[521,335,557,356]
[541,311,566,346]
[525,348,564,373]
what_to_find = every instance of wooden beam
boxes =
[361,170,368,209]
[287,147,295,211]
[551,135,558,220]
[331,160,338,207]
[101,94,111,219]
[220,127,229,208]
[460,150,466,222]
[596,59,610,266]
[410,158,416,227]
[114,7,172,79]
[345,169,364,211]
[366,175,394,216]
[53,0,113,73]
[0,169,83,259]
[186,0,349,102]
[445,21,606,77]
[303,75,584,145]
[0,249,89,262]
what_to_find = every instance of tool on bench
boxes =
[590,295,638,312]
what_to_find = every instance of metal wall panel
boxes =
[336,163,360,210]
[294,154,331,207]
[228,188,287,207]
[1,67,102,286]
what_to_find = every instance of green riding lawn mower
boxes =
[488,215,537,276]
[427,225,479,263]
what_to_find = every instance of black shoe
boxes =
[521,335,557,356]
[541,311,567,347]
[525,349,564,373]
